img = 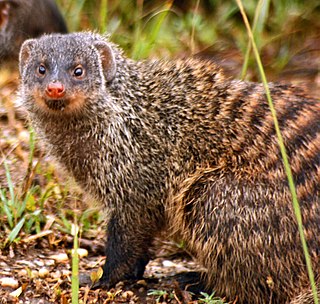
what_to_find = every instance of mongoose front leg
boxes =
[92,210,158,289]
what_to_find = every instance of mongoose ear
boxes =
[0,1,10,30]
[19,39,36,75]
[94,41,117,82]
[0,0,19,30]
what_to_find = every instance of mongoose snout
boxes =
[45,81,66,99]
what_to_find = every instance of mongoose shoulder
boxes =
[18,32,320,304]
[0,0,67,63]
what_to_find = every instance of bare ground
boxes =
[0,237,203,303]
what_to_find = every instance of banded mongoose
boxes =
[18,32,320,304]
[0,0,67,63]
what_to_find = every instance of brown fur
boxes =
[18,32,320,303]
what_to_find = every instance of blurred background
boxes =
[56,0,320,91]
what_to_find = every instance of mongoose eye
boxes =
[73,66,85,78]
[38,64,46,75]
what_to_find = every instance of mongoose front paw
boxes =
[90,256,149,290]
[91,278,111,290]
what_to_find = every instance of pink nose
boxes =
[45,82,65,99]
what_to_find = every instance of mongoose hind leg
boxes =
[289,283,320,304]
[170,168,319,303]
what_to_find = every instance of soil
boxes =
[0,236,204,304]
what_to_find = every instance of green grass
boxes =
[71,221,79,304]
[147,289,175,303]
[0,128,47,246]
[55,0,319,79]
[240,0,270,80]
[198,291,225,304]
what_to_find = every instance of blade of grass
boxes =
[99,0,108,33]
[17,186,37,219]
[235,1,319,303]
[3,161,14,204]
[6,217,25,244]
[71,221,79,304]
[143,1,173,56]
[132,0,173,59]
[131,0,144,59]
[1,190,13,228]
[190,0,201,55]
[67,0,87,32]
[240,0,270,79]
[0,160,13,228]
[22,126,38,199]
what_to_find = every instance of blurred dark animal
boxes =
[0,0,67,63]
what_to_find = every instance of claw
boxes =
[91,278,110,290]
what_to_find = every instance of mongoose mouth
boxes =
[44,99,68,111]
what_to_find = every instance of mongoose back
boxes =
[0,0,67,63]
[18,32,320,304]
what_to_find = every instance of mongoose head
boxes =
[18,32,117,116]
